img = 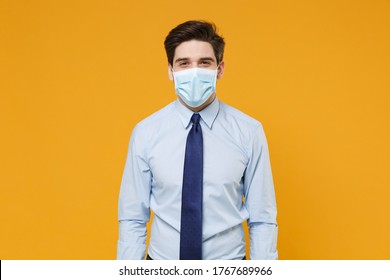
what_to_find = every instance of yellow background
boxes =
[1,0,389,259]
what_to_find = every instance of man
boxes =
[117,20,278,260]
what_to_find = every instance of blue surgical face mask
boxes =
[172,67,218,108]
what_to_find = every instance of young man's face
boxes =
[168,39,224,77]
[168,40,225,111]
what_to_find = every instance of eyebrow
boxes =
[199,57,216,62]
[174,58,190,63]
[174,57,216,63]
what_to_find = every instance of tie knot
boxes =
[191,113,201,125]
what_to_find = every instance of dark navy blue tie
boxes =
[180,113,203,260]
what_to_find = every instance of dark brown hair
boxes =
[164,20,225,66]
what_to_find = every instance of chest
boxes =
[148,128,248,193]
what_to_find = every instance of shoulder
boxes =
[137,102,176,127]
[219,101,263,131]
[127,102,175,142]
[218,101,269,154]
[132,102,176,134]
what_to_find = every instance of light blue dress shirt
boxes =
[117,97,278,260]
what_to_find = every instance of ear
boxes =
[217,61,225,79]
[168,64,174,80]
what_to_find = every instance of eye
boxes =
[178,61,189,67]
[199,60,214,67]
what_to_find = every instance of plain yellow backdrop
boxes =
[1,0,389,259]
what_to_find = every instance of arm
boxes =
[243,124,278,260]
[117,125,152,260]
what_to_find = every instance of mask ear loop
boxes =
[215,63,221,79]
[170,66,176,81]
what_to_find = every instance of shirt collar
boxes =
[175,97,220,129]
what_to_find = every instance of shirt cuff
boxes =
[249,223,278,260]
[116,240,146,260]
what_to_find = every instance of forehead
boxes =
[173,40,216,61]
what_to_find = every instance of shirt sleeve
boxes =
[243,124,278,260]
[117,125,152,260]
